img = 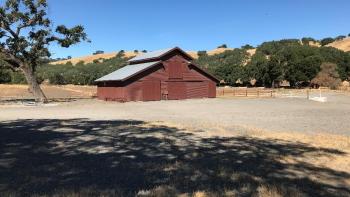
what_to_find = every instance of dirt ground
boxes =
[1,91,349,135]
[0,84,96,100]
[1,92,350,196]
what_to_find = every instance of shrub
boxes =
[0,68,12,83]
[311,63,341,89]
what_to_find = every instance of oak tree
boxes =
[0,0,89,102]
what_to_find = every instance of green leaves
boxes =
[0,0,88,69]
[54,25,89,48]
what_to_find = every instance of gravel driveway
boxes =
[1,91,350,135]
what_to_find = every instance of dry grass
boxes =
[50,38,350,66]
[327,37,350,52]
[51,51,142,65]
[0,84,96,100]
[52,48,237,65]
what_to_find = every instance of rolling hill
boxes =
[327,37,350,52]
[51,38,350,65]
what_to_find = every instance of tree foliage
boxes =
[241,44,254,50]
[217,44,227,48]
[320,37,335,46]
[335,35,346,41]
[195,49,249,85]
[311,63,341,89]
[195,38,350,87]
[0,0,88,102]
[301,37,316,45]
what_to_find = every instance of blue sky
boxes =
[47,0,350,58]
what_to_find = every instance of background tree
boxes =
[311,63,341,89]
[197,50,207,57]
[241,44,254,50]
[0,0,88,102]
[93,50,104,55]
[217,44,227,48]
[320,37,335,46]
[301,37,316,45]
[335,35,346,41]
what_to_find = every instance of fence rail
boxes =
[217,88,274,98]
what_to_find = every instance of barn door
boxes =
[142,80,161,101]
[168,82,186,100]
[208,81,216,98]
[168,60,183,79]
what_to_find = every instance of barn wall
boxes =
[97,86,126,101]
[186,81,208,98]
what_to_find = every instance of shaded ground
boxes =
[0,119,349,196]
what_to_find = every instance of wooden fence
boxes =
[217,88,274,98]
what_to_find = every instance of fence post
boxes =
[257,90,260,97]
[233,89,235,96]
[307,89,309,100]
[246,89,248,97]
[270,90,273,97]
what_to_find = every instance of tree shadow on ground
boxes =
[0,119,349,197]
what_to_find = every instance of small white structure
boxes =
[309,88,327,102]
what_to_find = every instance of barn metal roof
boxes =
[128,48,173,62]
[95,61,161,82]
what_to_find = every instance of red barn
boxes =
[95,47,219,102]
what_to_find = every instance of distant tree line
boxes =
[0,53,128,85]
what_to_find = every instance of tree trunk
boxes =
[21,65,48,103]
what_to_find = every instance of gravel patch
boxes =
[1,91,349,136]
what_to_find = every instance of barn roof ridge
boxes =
[128,47,193,63]
[95,61,161,82]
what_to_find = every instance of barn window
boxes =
[168,60,183,79]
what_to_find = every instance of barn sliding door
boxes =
[168,82,186,100]
[142,80,161,101]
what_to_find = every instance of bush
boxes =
[0,68,12,83]
[311,63,341,89]
[10,71,27,84]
